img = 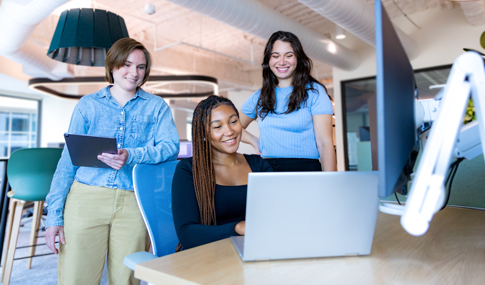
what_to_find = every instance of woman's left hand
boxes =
[98,149,129,170]
[235,221,245,235]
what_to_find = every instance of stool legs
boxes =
[1,199,16,282]
[26,201,43,269]
[2,199,25,285]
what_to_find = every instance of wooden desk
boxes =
[135,207,485,284]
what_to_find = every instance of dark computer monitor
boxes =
[375,0,419,198]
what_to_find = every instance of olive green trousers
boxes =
[58,180,148,285]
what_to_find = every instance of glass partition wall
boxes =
[341,65,452,171]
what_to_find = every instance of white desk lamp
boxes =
[379,51,485,236]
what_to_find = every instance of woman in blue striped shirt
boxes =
[240,31,336,172]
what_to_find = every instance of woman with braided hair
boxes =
[172,95,273,250]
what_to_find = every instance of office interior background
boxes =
[1,0,485,283]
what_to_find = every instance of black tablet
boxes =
[64,133,118,168]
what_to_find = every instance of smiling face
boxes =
[209,104,242,156]
[269,40,297,88]
[111,49,147,94]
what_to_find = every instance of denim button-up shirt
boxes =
[46,86,180,227]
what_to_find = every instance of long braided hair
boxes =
[258,31,328,120]
[176,96,239,252]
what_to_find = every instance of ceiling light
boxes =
[145,2,156,15]
[28,75,218,99]
[47,8,129,67]
[327,42,337,54]
[335,25,346,40]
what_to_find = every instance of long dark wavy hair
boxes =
[176,95,239,252]
[257,31,328,119]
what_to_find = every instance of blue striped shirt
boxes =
[241,83,332,159]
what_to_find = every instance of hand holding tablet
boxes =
[64,133,118,168]
[97,149,129,170]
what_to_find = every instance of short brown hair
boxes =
[104,38,152,86]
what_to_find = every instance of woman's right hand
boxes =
[239,113,261,155]
[241,129,261,155]
[249,133,261,155]
[235,221,245,235]
[97,149,129,170]
[45,225,66,254]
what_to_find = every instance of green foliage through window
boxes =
[464,99,475,125]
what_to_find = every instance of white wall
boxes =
[0,73,41,100]
[40,95,77,147]
[172,108,190,141]
[332,5,485,170]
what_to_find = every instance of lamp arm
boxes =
[454,121,482,160]
[400,52,485,236]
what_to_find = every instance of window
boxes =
[0,96,39,158]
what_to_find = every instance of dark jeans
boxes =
[264,158,322,172]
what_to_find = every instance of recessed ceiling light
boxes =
[335,25,346,40]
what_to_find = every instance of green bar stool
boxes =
[0,148,62,285]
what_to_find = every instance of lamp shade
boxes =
[47,8,129,67]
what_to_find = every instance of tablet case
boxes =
[64,133,117,168]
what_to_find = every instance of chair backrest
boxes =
[7,148,63,201]
[133,160,180,257]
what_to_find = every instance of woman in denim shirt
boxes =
[44,38,179,285]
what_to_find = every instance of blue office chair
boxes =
[123,160,180,270]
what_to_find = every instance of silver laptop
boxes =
[231,171,379,261]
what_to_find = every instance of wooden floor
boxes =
[136,207,485,285]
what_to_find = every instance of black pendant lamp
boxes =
[47,8,129,67]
